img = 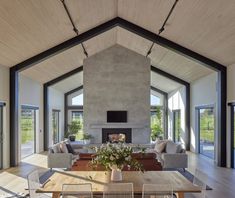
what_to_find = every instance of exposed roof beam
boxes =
[151,65,189,86]
[151,86,168,96]
[12,17,226,74]
[65,85,83,96]
[45,66,83,87]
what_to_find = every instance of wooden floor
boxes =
[0,152,234,198]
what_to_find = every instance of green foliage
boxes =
[82,133,93,140]
[200,109,214,143]
[151,106,164,141]
[21,116,34,144]
[65,120,82,138]
[91,143,143,171]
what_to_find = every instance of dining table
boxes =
[36,170,201,198]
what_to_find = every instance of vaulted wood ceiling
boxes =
[0,0,232,85]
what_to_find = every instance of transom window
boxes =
[72,94,83,106]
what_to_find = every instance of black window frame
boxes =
[228,102,235,168]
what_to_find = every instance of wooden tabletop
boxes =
[37,171,201,196]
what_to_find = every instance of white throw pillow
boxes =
[60,142,69,153]
[52,144,61,153]
[154,141,167,153]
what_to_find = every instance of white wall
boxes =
[19,74,44,157]
[84,45,151,144]
[48,87,64,147]
[168,86,186,146]
[190,72,217,154]
[0,65,10,169]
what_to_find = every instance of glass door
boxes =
[21,107,36,159]
[0,105,3,169]
[198,107,215,159]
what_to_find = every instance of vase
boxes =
[111,166,122,181]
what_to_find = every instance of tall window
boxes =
[173,110,181,142]
[150,94,165,141]
[52,110,60,144]
[197,107,215,159]
[0,104,3,169]
[21,107,36,159]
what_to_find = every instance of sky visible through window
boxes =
[72,94,83,105]
[151,94,160,106]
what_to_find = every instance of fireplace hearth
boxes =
[102,128,132,143]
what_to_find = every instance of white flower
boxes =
[110,156,114,161]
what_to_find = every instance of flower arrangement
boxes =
[91,143,143,171]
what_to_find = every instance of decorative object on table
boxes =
[91,143,143,181]
[65,120,82,141]
[82,133,93,144]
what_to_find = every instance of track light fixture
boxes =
[146,0,179,57]
[60,0,88,58]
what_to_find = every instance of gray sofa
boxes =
[48,140,79,169]
[153,140,188,170]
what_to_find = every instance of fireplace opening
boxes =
[102,128,132,143]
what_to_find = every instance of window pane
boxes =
[199,108,214,159]
[173,110,181,142]
[151,94,160,106]
[72,94,83,106]
[151,107,164,141]
[21,108,35,159]
[52,111,59,144]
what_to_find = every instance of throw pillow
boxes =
[66,143,75,154]
[154,141,167,153]
[52,144,61,153]
[60,142,69,153]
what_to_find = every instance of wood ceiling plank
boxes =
[0,0,75,67]
[66,0,117,33]
[21,45,84,83]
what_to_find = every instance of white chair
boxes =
[103,183,133,198]
[142,184,173,198]
[27,170,51,198]
[192,169,208,198]
[62,183,93,198]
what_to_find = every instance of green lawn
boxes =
[21,117,34,144]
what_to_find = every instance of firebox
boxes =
[102,128,132,143]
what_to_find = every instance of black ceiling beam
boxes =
[11,17,226,74]
[151,66,189,86]
[117,17,226,71]
[151,86,167,96]
[45,66,83,87]
[11,18,118,72]
[65,85,83,96]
